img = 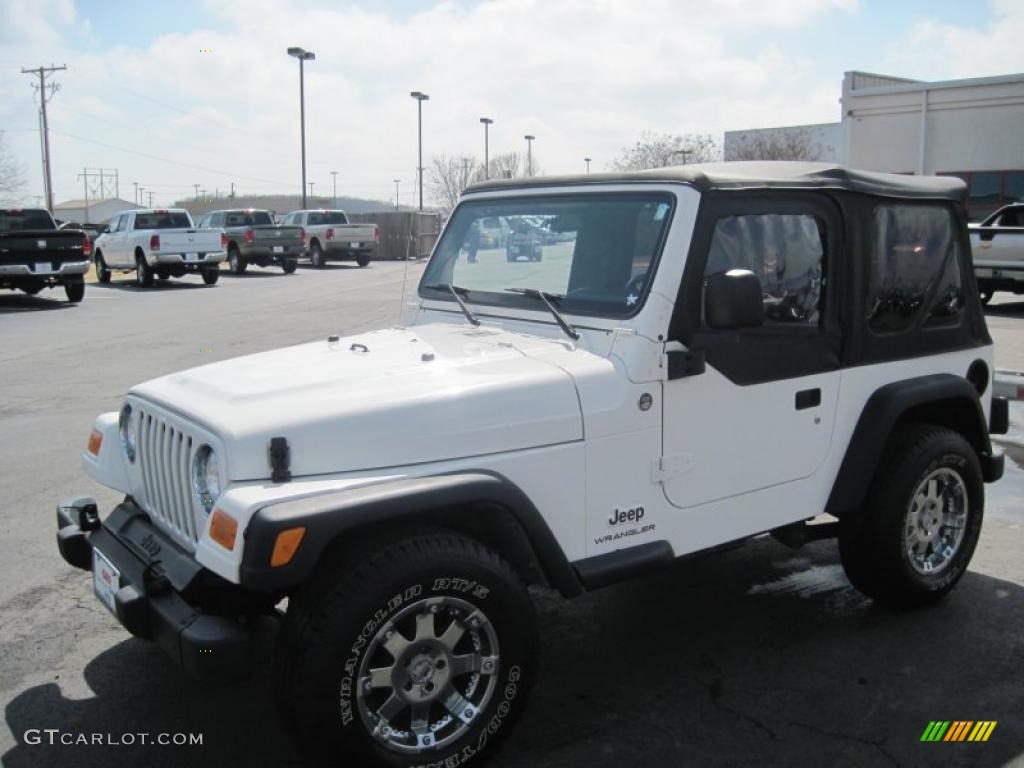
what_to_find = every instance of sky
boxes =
[1,0,1022,208]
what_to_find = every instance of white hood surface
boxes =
[131,323,586,480]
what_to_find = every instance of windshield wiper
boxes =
[505,288,579,341]
[423,282,480,326]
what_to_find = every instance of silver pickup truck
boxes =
[969,202,1024,304]
[282,209,377,267]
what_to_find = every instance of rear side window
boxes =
[704,213,825,325]
[867,205,963,334]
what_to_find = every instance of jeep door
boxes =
[661,193,842,513]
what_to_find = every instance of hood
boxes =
[131,323,584,480]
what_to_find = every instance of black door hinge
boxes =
[667,348,706,380]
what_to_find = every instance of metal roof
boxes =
[465,161,966,201]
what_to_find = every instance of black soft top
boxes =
[465,161,965,202]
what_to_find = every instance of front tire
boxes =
[839,424,983,609]
[275,533,537,767]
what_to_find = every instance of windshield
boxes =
[419,193,674,318]
[0,209,55,231]
[225,210,273,226]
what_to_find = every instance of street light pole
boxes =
[309,181,315,200]
[524,135,535,177]
[287,46,316,208]
[331,170,338,207]
[584,157,591,174]
[393,179,400,209]
[479,117,493,179]
[410,91,429,211]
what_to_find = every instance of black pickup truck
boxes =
[1,209,90,302]
[195,209,304,274]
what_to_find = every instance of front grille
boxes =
[137,406,200,546]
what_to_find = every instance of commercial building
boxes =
[725,70,1024,220]
[52,197,141,225]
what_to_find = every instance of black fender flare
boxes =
[239,471,583,597]
[826,373,994,517]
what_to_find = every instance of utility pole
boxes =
[133,181,139,205]
[410,91,429,211]
[78,168,119,220]
[479,117,493,179]
[193,184,200,200]
[21,64,67,211]
[393,179,400,209]
[147,191,154,207]
[331,170,338,207]
[79,168,89,223]
[230,181,235,198]
[524,135,535,177]
[308,181,315,200]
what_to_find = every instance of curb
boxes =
[995,370,1024,400]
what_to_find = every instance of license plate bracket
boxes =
[93,548,120,615]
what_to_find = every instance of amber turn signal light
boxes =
[87,430,103,456]
[271,526,306,567]
[209,509,238,551]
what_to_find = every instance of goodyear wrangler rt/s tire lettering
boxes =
[274,533,537,767]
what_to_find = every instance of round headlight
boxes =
[119,404,137,463]
[192,445,221,513]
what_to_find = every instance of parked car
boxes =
[93,208,225,287]
[195,209,304,275]
[505,220,544,262]
[1,208,89,302]
[969,202,1024,304]
[282,209,377,267]
[59,220,108,248]
[58,163,1006,768]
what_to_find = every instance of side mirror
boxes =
[704,269,764,330]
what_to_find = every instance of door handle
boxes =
[795,388,821,410]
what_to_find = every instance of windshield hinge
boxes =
[269,436,292,483]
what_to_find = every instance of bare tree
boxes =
[727,127,826,161]
[428,154,479,214]
[0,132,27,205]
[611,132,721,171]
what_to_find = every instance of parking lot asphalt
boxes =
[1,263,1023,768]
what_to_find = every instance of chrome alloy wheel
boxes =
[904,467,968,575]
[355,596,500,754]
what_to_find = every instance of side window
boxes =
[108,215,122,233]
[703,214,824,325]
[867,205,963,334]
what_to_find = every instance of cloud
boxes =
[886,0,1024,80]
[2,0,859,206]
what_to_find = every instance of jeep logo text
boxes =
[608,506,644,526]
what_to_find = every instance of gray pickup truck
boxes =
[196,209,305,274]
[282,209,377,267]
[1,208,89,302]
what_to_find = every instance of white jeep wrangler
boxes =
[58,162,1007,767]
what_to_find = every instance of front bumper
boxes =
[56,497,257,682]
[0,260,90,277]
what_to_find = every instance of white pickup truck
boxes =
[969,202,1024,304]
[93,208,226,288]
[282,209,377,267]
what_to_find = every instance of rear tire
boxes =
[64,280,85,303]
[275,532,537,768]
[228,245,248,275]
[201,268,219,285]
[135,254,154,288]
[356,253,371,268]
[310,242,325,268]
[282,259,298,274]
[839,424,983,609]
[95,252,111,284]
